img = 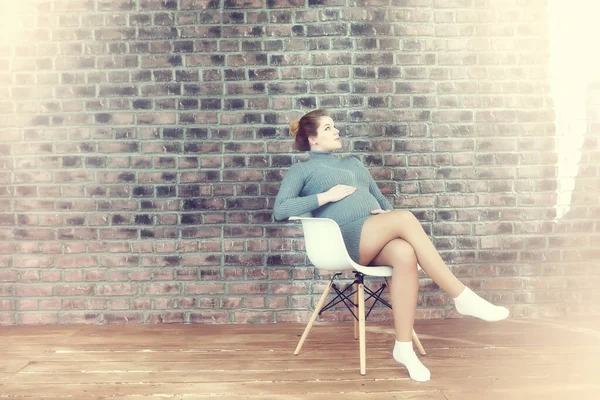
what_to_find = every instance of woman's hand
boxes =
[323,184,357,203]
[370,209,391,215]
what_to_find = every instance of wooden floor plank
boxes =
[95,394,448,400]
[9,363,598,385]
[2,374,600,398]
[0,360,29,373]
[442,387,600,400]
[17,351,597,374]
[4,345,599,362]
[168,393,448,400]
[1,391,448,400]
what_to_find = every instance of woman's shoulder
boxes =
[285,158,311,175]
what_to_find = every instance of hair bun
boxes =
[289,119,300,137]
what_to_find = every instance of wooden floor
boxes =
[1,318,600,400]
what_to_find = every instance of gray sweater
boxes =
[273,151,393,261]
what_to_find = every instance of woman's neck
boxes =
[308,150,335,159]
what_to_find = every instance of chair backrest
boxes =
[289,217,354,271]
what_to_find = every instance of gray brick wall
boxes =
[0,0,598,325]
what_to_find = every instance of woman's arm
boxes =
[273,163,325,221]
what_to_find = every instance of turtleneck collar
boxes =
[308,151,335,159]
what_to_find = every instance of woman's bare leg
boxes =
[359,210,509,322]
[368,238,418,342]
[363,237,431,382]
[359,210,464,297]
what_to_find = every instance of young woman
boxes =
[273,108,509,382]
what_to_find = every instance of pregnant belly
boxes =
[313,190,381,226]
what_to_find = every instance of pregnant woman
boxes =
[273,108,509,382]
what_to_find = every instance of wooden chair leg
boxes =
[294,280,333,355]
[412,330,426,356]
[386,279,426,356]
[353,282,359,340]
[358,283,366,375]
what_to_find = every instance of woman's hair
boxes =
[289,108,330,151]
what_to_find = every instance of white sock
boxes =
[453,287,509,322]
[393,341,430,382]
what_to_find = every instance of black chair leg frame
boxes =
[318,272,392,322]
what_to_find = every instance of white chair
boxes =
[290,216,426,375]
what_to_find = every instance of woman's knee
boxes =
[387,239,418,269]
[391,210,418,225]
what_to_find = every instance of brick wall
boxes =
[0,0,598,325]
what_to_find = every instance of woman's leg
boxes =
[359,210,464,297]
[368,238,419,342]
[364,237,430,382]
[359,210,509,321]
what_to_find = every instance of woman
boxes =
[273,109,509,382]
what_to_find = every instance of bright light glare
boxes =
[548,1,600,219]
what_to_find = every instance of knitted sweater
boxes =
[273,151,393,226]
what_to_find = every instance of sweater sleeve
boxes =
[273,162,320,221]
[352,157,393,211]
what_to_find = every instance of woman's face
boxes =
[309,116,342,152]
